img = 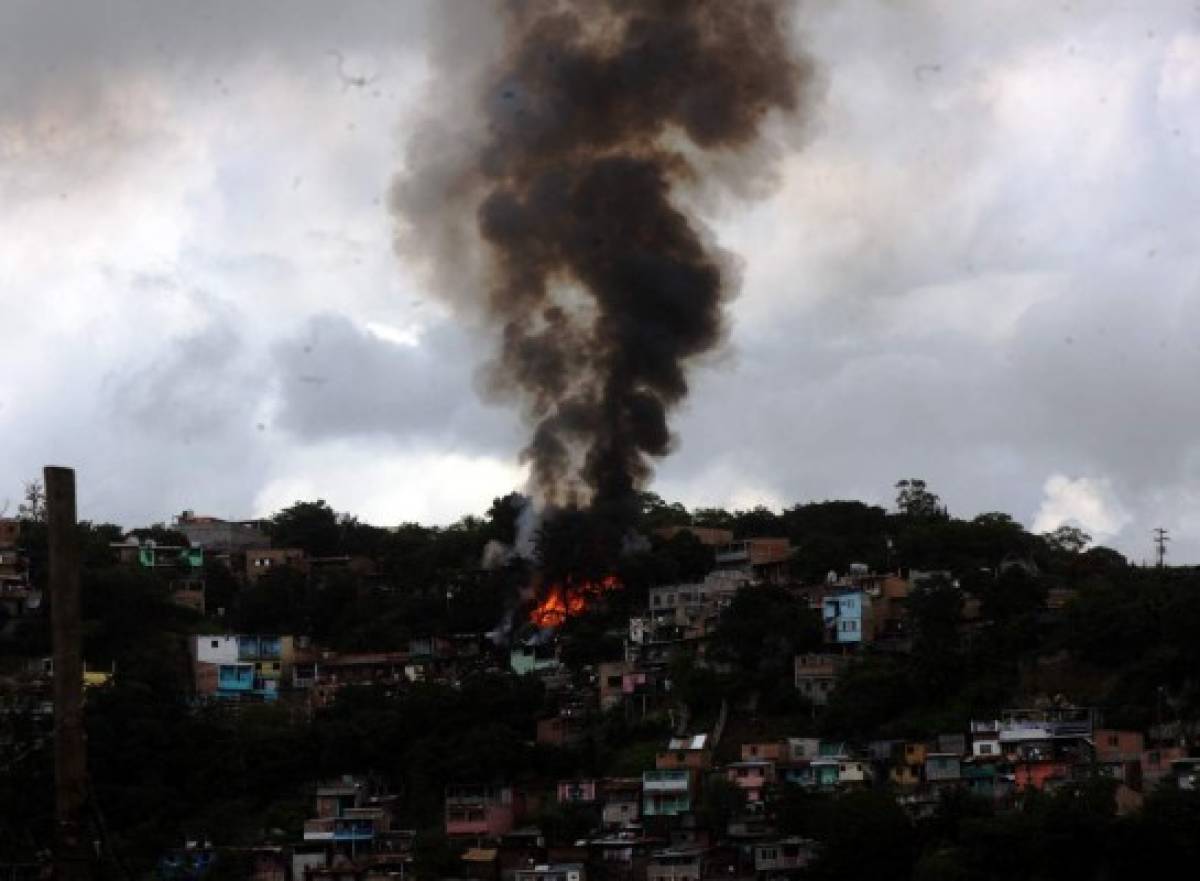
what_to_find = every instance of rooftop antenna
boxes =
[1153,527,1170,569]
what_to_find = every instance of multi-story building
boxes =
[646,848,705,881]
[175,511,269,552]
[445,785,521,842]
[599,778,642,829]
[753,838,817,881]
[193,634,294,702]
[642,770,691,818]
[514,863,586,881]
[793,654,849,706]
[714,538,792,584]
[725,761,776,804]
[822,590,868,645]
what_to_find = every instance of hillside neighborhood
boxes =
[3,481,1200,880]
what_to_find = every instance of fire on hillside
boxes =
[528,575,621,629]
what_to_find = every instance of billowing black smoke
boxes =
[396,0,814,538]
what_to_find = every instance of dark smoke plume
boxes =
[394,0,814,528]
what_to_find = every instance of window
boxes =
[979,743,994,755]
[210,640,219,648]
[1108,734,1119,747]
[272,662,280,671]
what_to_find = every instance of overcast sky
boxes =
[2,0,1199,563]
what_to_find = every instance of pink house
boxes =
[725,761,776,803]
[446,785,521,841]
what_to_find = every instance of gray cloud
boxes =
[270,313,521,454]
[3,0,1200,561]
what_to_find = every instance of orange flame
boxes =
[529,575,620,628]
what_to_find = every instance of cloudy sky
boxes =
[2,0,1198,562]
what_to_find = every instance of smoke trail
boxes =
[394,0,815,528]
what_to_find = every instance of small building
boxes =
[514,864,586,881]
[656,735,712,776]
[924,753,963,784]
[753,838,817,880]
[793,654,848,706]
[822,590,867,645]
[599,778,642,829]
[1094,730,1144,764]
[557,780,598,804]
[445,785,521,842]
[245,547,306,583]
[741,742,787,763]
[642,770,691,818]
[646,848,705,881]
[714,538,792,583]
[725,761,776,803]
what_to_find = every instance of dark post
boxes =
[46,466,90,881]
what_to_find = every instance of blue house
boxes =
[823,591,865,644]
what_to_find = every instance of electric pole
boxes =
[1152,528,1170,568]
[46,466,91,880]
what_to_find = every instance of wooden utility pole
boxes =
[46,466,90,881]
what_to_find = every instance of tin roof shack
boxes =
[647,847,706,881]
[446,785,523,844]
[599,778,642,830]
[793,654,848,706]
[753,838,816,881]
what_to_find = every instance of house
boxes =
[784,738,822,762]
[646,848,705,881]
[835,758,872,787]
[725,761,776,803]
[193,634,294,702]
[753,838,817,880]
[642,770,691,818]
[176,511,269,551]
[537,712,587,748]
[793,654,848,706]
[511,634,561,676]
[1141,746,1187,789]
[714,538,792,583]
[245,547,306,583]
[599,778,642,829]
[970,721,1002,759]
[445,785,521,842]
[557,780,598,804]
[741,742,787,763]
[514,864,586,881]
[656,735,712,777]
[924,753,963,786]
[1094,730,1144,764]
[302,778,403,873]
[822,590,868,645]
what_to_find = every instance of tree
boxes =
[17,479,45,522]
[1044,524,1092,555]
[895,479,947,520]
[267,500,341,557]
